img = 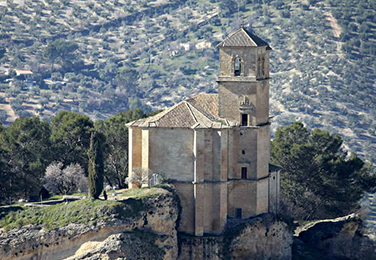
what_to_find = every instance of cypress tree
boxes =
[88,132,105,199]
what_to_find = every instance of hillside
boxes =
[0,0,375,163]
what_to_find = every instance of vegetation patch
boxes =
[0,199,122,231]
[0,187,166,232]
[120,187,163,200]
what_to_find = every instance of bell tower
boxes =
[217,28,272,126]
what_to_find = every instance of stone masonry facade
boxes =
[127,28,280,236]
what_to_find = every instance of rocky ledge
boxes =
[0,186,179,260]
[0,186,295,260]
[178,214,293,260]
[293,214,376,260]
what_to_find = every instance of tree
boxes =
[88,132,105,199]
[0,117,51,201]
[0,47,5,60]
[44,162,87,195]
[43,40,79,73]
[218,0,237,15]
[95,109,146,188]
[129,167,149,188]
[0,124,12,204]
[116,66,139,96]
[50,111,94,172]
[271,122,376,220]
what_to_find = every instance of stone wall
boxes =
[130,125,273,235]
[128,127,142,183]
[219,47,258,78]
[218,81,257,124]
[148,128,194,182]
[256,125,270,179]
[256,80,269,125]
[228,180,257,218]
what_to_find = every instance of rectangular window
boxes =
[234,58,241,76]
[236,208,242,218]
[241,167,247,179]
[241,114,248,126]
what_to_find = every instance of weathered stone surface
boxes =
[293,214,376,260]
[226,214,293,260]
[178,214,293,260]
[0,188,179,260]
[68,231,174,260]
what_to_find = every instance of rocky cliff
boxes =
[0,187,179,260]
[178,215,293,260]
[293,214,376,260]
[0,186,293,260]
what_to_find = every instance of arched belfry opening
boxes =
[234,57,241,76]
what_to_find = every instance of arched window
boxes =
[234,57,241,76]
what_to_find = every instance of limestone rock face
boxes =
[226,215,293,260]
[293,214,376,260]
[68,232,174,260]
[178,214,293,260]
[0,188,179,260]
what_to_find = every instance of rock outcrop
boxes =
[293,214,376,260]
[0,187,179,260]
[0,187,294,260]
[178,214,293,260]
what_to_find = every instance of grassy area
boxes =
[0,188,164,232]
[120,187,164,200]
[0,199,125,231]
[47,192,86,201]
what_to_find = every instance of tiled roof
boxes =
[217,28,271,49]
[127,93,237,129]
[186,94,219,121]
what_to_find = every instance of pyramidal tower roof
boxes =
[217,28,272,49]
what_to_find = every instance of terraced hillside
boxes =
[0,0,375,164]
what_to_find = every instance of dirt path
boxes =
[325,8,343,54]
[327,14,341,38]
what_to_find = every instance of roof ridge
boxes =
[186,101,216,126]
[241,28,257,46]
[184,101,198,124]
[217,28,270,48]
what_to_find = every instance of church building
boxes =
[127,28,280,236]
